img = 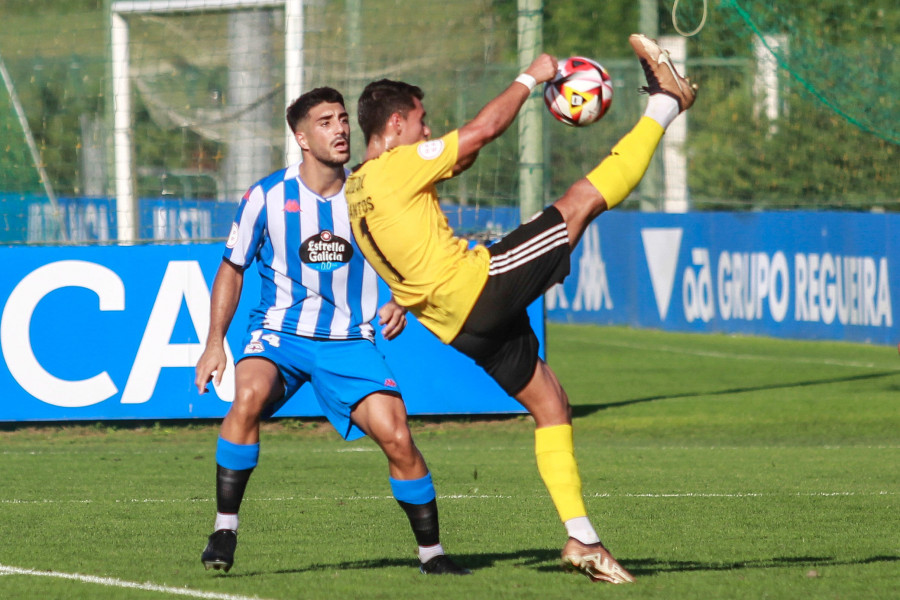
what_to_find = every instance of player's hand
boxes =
[378,299,408,341]
[194,344,227,394]
[525,53,559,85]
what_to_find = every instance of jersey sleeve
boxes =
[223,186,266,269]
[386,130,459,196]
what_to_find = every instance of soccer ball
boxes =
[543,57,613,127]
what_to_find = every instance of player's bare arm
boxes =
[454,53,557,174]
[195,260,244,393]
[378,298,408,341]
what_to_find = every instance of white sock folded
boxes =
[564,516,601,545]
[418,543,445,564]
[644,94,681,129]
[214,512,239,532]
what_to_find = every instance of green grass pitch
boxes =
[1,324,897,599]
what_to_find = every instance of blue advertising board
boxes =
[547,211,897,346]
[3,209,895,422]
[15,195,522,244]
[0,244,539,422]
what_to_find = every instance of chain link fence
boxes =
[0,0,896,245]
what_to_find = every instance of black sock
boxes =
[396,498,440,547]
[216,465,254,515]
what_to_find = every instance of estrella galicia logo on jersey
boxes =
[300,230,354,272]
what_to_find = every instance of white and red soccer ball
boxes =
[543,56,613,127]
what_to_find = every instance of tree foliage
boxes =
[0,1,895,210]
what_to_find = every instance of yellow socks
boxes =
[585,116,665,210]
[535,424,587,522]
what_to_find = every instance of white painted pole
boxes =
[754,34,787,136]
[637,0,662,211]
[517,0,543,223]
[114,0,284,12]
[345,0,363,161]
[110,0,293,222]
[111,11,137,242]
[639,0,658,39]
[659,35,689,213]
[285,0,304,165]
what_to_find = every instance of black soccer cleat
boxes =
[201,529,237,572]
[419,554,472,575]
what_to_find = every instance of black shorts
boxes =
[450,206,570,396]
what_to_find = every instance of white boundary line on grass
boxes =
[0,563,270,600]
[1,490,895,505]
[586,491,897,499]
[5,444,896,458]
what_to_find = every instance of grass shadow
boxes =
[607,553,900,577]
[222,548,557,577]
[223,549,899,578]
[572,371,899,418]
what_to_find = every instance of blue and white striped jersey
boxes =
[224,163,379,341]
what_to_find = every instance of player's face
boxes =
[298,101,351,166]
[396,97,431,146]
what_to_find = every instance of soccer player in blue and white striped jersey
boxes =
[224,158,378,341]
[195,87,467,576]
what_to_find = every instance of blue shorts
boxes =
[236,329,402,441]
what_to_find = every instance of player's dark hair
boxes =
[357,79,425,143]
[286,87,345,133]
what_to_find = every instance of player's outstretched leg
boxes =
[561,537,636,584]
[201,529,238,572]
[629,33,698,112]
[555,34,701,240]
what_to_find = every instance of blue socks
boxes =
[391,473,441,555]
[216,437,260,471]
[389,473,436,504]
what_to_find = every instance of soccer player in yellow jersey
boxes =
[347,34,697,584]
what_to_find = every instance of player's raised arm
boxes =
[454,53,557,174]
[194,260,244,393]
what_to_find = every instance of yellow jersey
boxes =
[347,130,490,343]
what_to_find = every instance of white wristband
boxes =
[514,73,537,92]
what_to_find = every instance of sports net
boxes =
[0,0,896,245]
[685,0,898,210]
[719,0,897,146]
